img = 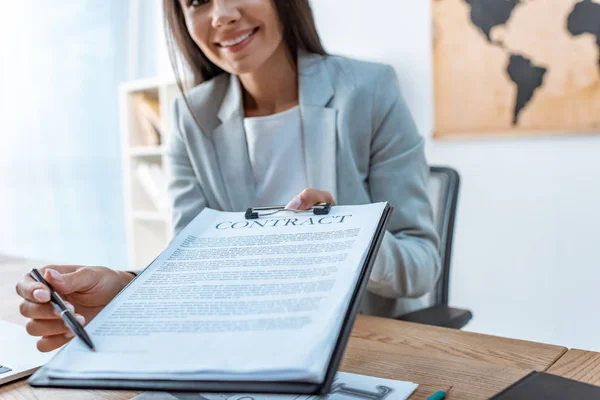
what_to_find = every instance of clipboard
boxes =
[28,203,394,395]
[245,202,332,219]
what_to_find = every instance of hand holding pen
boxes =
[15,265,135,352]
[29,268,96,351]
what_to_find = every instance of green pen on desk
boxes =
[427,390,447,400]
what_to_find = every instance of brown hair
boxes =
[163,0,327,97]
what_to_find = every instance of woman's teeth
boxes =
[220,30,255,48]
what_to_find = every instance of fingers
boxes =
[40,265,81,275]
[43,267,99,296]
[286,188,336,210]
[15,265,82,303]
[16,265,93,353]
[26,314,85,337]
[36,334,71,353]
[20,300,75,319]
[15,274,51,303]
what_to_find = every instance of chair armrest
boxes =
[398,305,472,329]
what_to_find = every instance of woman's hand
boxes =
[285,188,336,210]
[15,265,135,352]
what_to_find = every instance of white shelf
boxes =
[132,210,169,222]
[120,77,176,94]
[129,146,164,157]
[120,78,179,269]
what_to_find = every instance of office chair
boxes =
[397,166,473,329]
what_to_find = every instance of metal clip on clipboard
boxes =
[245,202,332,220]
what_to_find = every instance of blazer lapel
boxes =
[298,52,338,202]
[212,75,257,211]
[211,53,338,211]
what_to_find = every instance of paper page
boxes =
[46,203,387,382]
[131,372,418,400]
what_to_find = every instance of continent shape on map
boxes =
[463,0,520,42]
[568,0,600,67]
[498,0,599,99]
[463,0,548,126]
[433,0,600,135]
[506,55,547,125]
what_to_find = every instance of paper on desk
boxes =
[131,371,418,400]
[45,203,388,382]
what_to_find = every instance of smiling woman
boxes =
[16,0,441,353]
[164,0,325,84]
[182,0,285,71]
[163,0,327,118]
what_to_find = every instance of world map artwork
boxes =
[432,0,600,139]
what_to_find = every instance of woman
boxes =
[15,0,440,352]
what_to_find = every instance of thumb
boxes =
[285,196,302,210]
[44,268,98,295]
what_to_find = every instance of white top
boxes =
[243,106,307,207]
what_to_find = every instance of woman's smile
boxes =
[180,0,284,76]
[215,27,259,54]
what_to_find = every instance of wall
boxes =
[0,2,129,268]
[310,0,600,350]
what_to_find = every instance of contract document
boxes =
[31,203,393,394]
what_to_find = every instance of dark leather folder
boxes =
[491,371,600,399]
[28,205,393,395]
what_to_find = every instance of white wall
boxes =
[0,2,129,268]
[311,0,600,351]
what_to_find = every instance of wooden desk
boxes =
[0,256,591,399]
[547,349,600,387]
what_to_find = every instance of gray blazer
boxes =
[166,51,441,318]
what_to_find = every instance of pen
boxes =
[427,390,446,400]
[29,268,96,351]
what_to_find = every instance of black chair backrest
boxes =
[427,166,460,306]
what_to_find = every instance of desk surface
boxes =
[0,256,597,399]
[547,349,600,387]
